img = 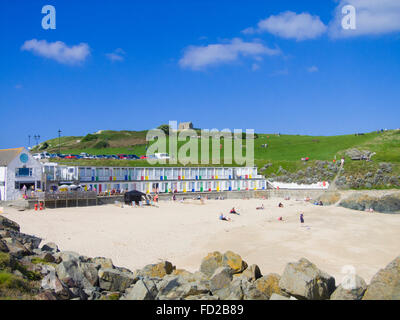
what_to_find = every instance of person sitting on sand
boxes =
[256,204,264,210]
[230,207,238,214]
[278,203,284,208]
[319,200,323,206]
[278,216,283,221]
[219,213,231,221]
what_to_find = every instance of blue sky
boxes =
[1,0,400,148]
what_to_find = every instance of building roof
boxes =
[0,147,24,166]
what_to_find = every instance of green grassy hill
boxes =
[33,129,400,189]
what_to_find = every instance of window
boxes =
[15,168,32,177]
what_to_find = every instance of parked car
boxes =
[33,153,42,160]
[127,154,140,160]
[140,156,148,159]
[117,154,128,159]
[65,155,77,159]
[154,153,170,160]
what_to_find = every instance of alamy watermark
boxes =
[41,5,56,30]
[146,121,255,166]
[342,5,356,30]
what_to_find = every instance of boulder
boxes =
[91,257,114,270]
[137,261,175,279]
[330,275,367,300]
[210,267,233,293]
[98,268,136,292]
[156,275,209,300]
[41,269,71,300]
[200,251,247,277]
[239,264,262,282]
[56,259,99,289]
[279,258,336,300]
[2,237,31,258]
[35,290,59,300]
[222,251,248,274]
[41,242,59,253]
[123,278,158,300]
[0,215,20,232]
[362,256,400,300]
[200,252,223,277]
[254,273,287,299]
[226,277,268,300]
[0,239,9,253]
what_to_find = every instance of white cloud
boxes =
[330,0,400,37]
[244,11,327,41]
[307,66,319,73]
[21,39,90,65]
[179,38,281,70]
[106,48,126,62]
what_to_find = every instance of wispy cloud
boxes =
[329,0,400,37]
[21,39,90,65]
[15,84,23,89]
[106,48,126,62]
[243,11,327,41]
[179,38,281,70]
[307,66,319,73]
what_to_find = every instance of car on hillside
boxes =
[127,154,140,160]
[140,155,148,159]
[65,155,77,159]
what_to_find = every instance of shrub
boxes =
[94,140,110,149]
[82,134,98,142]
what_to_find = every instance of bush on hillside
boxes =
[94,140,110,149]
[82,134,98,142]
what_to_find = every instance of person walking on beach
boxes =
[300,213,305,224]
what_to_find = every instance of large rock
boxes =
[2,237,31,258]
[123,278,159,300]
[98,268,136,292]
[210,267,233,293]
[362,256,400,300]
[0,239,9,253]
[254,273,287,299]
[200,251,247,277]
[222,251,248,274]
[41,242,59,253]
[91,257,114,270]
[0,215,20,232]
[41,267,71,300]
[239,264,262,282]
[226,277,268,300]
[279,258,336,300]
[56,259,99,289]
[137,261,175,279]
[330,275,367,300]
[156,275,209,300]
[200,252,223,277]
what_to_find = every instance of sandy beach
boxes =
[3,197,400,283]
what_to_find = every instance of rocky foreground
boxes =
[1,215,399,300]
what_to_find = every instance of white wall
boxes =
[4,149,43,201]
[0,167,5,201]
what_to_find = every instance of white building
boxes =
[0,148,43,201]
[43,164,267,195]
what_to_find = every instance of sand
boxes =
[3,198,400,283]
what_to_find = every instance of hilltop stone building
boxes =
[178,122,194,130]
[0,148,42,201]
